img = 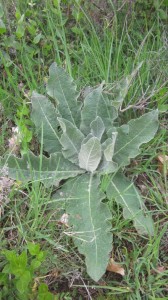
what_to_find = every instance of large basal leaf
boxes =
[0,152,84,187]
[78,137,102,172]
[106,172,154,235]
[53,174,112,281]
[80,85,117,135]
[31,92,61,153]
[46,62,81,126]
[58,118,84,164]
[110,62,143,109]
[97,160,118,175]
[110,77,130,110]
[113,110,159,166]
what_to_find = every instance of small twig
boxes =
[116,0,128,12]
[91,1,104,12]
[120,79,168,112]
[79,275,93,300]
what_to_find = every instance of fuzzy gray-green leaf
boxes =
[97,160,118,175]
[103,132,118,162]
[31,92,61,153]
[58,118,84,164]
[110,63,143,109]
[78,137,101,172]
[90,116,105,141]
[97,134,118,174]
[53,174,112,281]
[113,110,159,167]
[0,152,84,187]
[80,85,117,135]
[46,62,81,126]
[106,172,154,235]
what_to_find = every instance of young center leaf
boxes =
[97,133,118,174]
[46,62,81,126]
[90,116,105,141]
[0,152,84,187]
[113,110,159,167]
[53,174,112,282]
[31,92,61,153]
[106,172,154,235]
[78,136,102,172]
[103,133,118,162]
[58,118,84,164]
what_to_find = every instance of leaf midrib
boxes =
[8,168,82,174]
[111,180,146,228]
[37,98,60,141]
[56,74,76,126]
[85,138,98,170]
[88,174,98,264]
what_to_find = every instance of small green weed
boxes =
[0,243,54,300]
[15,101,33,154]
[0,3,6,35]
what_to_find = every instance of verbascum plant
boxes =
[0,63,159,281]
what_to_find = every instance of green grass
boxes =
[0,0,168,299]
